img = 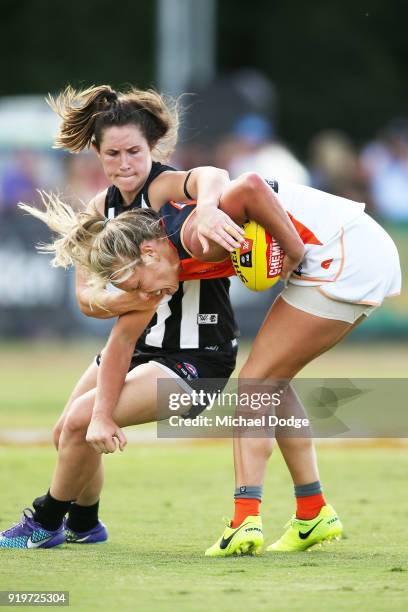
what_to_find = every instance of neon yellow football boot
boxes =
[205,515,263,557]
[267,504,343,552]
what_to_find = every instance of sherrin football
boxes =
[231,220,284,291]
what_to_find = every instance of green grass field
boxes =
[1,341,407,611]
[1,445,407,611]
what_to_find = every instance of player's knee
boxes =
[61,414,83,439]
[237,368,292,421]
[278,435,313,452]
[61,398,90,437]
[258,437,274,459]
[265,438,274,459]
[52,424,63,450]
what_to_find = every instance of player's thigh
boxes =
[65,362,181,431]
[113,362,185,427]
[241,296,363,380]
[53,361,99,448]
[60,361,98,415]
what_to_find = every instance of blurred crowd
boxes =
[0,148,109,214]
[175,114,408,224]
[1,90,408,224]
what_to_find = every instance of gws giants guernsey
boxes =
[104,162,239,350]
[264,178,366,287]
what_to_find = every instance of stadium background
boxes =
[1,2,407,611]
[0,0,407,338]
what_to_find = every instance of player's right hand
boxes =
[195,205,244,254]
[86,415,127,454]
[120,288,163,311]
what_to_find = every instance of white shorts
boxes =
[281,284,375,324]
[289,212,402,306]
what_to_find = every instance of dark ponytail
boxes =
[48,84,179,161]
[47,85,119,152]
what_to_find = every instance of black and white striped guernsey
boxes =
[104,162,239,350]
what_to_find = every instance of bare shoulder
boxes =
[86,188,108,215]
[154,169,186,189]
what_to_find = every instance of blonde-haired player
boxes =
[206,176,401,555]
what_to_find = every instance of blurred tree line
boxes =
[218,0,408,152]
[1,0,408,153]
[1,0,155,94]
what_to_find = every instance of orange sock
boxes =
[231,498,260,528]
[296,492,326,519]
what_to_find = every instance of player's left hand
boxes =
[86,415,127,454]
[196,205,244,254]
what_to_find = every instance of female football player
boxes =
[0,83,242,549]
[10,171,400,555]
[0,84,303,551]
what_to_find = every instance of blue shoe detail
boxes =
[0,509,64,549]
[64,519,108,544]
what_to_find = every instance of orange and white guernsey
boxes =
[267,179,401,305]
[160,179,401,307]
[275,179,364,283]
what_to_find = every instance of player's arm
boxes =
[75,266,161,318]
[86,308,155,454]
[185,173,305,280]
[148,167,244,252]
[75,191,162,318]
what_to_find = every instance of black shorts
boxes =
[96,340,238,418]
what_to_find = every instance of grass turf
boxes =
[1,341,407,609]
[1,444,407,611]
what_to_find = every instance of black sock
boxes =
[32,490,72,531]
[66,501,100,533]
